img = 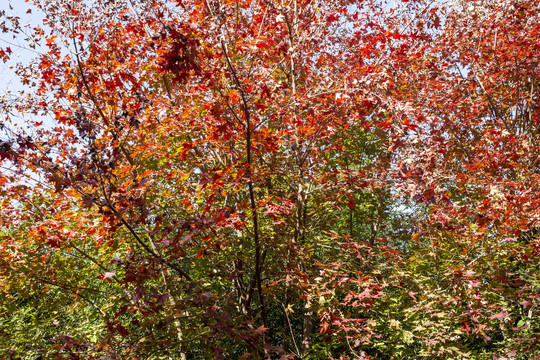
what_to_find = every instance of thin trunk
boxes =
[301,299,313,358]
[286,1,314,355]
[220,34,268,349]
[283,284,291,353]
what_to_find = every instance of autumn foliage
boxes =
[1,0,540,359]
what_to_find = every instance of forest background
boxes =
[0,0,539,359]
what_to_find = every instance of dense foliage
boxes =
[1,0,539,359]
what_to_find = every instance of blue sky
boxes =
[0,0,43,94]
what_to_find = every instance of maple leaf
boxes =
[97,272,116,281]
[489,312,509,321]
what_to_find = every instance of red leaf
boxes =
[117,324,130,337]
[489,312,509,321]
